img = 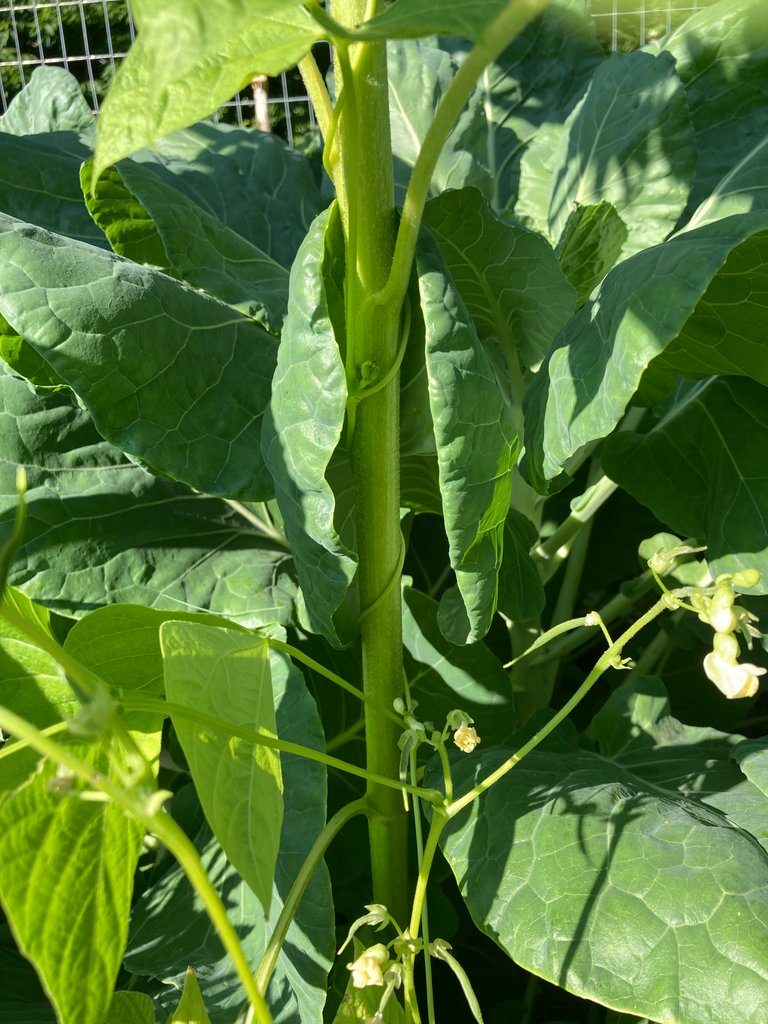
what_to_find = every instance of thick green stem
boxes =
[332,0,408,923]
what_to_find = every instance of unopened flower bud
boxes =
[712,631,740,661]
[731,568,761,589]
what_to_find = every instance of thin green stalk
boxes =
[409,747,435,1024]
[266,638,402,726]
[531,475,618,583]
[325,717,364,753]
[373,0,549,315]
[121,695,439,803]
[447,596,671,817]
[225,500,288,548]
[298,52,333,139]
[0,707,274,1024]
[255,798,373,994]
[408,812,447,941]
[0,718,68,760]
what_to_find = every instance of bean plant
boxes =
[0,1,768,1023]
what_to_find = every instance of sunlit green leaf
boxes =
[126,652,333,1024]
[161,621,283,914]
[0,367,295,626]
[0,66,94,136]
[167,969,210,1024]
[440,679,768,1023]
[104,990,156,1024]
[0,214,278,500]
[94,0,325,178]
[0,744,144,1024]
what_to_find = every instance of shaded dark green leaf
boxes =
[555,201,628,306]
[602,377,768,592]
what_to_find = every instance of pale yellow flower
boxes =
[453,724,480,753]
[703,651,766,699]
[346,944,388,988]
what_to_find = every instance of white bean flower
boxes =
[703,651,766,699]
[453,724,480,753]
[346,944,389,988]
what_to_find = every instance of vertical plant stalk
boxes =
[331,1,408,922]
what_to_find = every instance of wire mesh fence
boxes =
[1,0,715,141]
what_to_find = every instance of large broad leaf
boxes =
[125,651,333,1024]
[0,744,144,1024]
[360,0,541,42]
[659,0,768,219]
[64,605,246,734]
[602,377,768,592]
[522,50,696,258]
[129,123,323,272]
[439,678,768,1023]
[0,369,296,625]
[402,587,515,745]
[0,66,94,136]
[262,205,357,647]
[416,230,518,643]
[0,131,105,247]
[497,509,545,621]
[524,135,768,491]
[467,2,604,213]
[93,0,324,178]
[423,187,575,372]
[387,40,492,205]
[0,214,278,500]
[161,621,283,915]
[114,159,290,330]
[0,588,75,792]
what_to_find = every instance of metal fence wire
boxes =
[1,0,714,141]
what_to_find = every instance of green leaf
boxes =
[497,509,545,622]
[546,50,695,257]
[94,0,324,178]
[80,162,174,273]
[387,40,492,205]
[0,66,94,136]
[524,134,768,490]
[0,131,105,247]
[129,123,323,272]
[402,587,515,745]
[0,744,144,1024]
[262,205,358,646]
[167,969,210,1024]
[125,652,333,1024]
[0,946,56,1023]
[161,621,283,915]
[416,230,518,643]
[0,587,75,792]
[360,0,515,41]
[659,0,768,218]
[732,738,768,799]
[555,201,628,306]
[64,605,245,734]
[423,187,576,372]
[602,377,768,592]
[515,121,565,237]
[439,679,768,1023]
[104,991,156,1024]
[0,214,278,500]
[0,312,67,391]
[115,159,290,330]
[472,3,604,213]
[0,369,296,625]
